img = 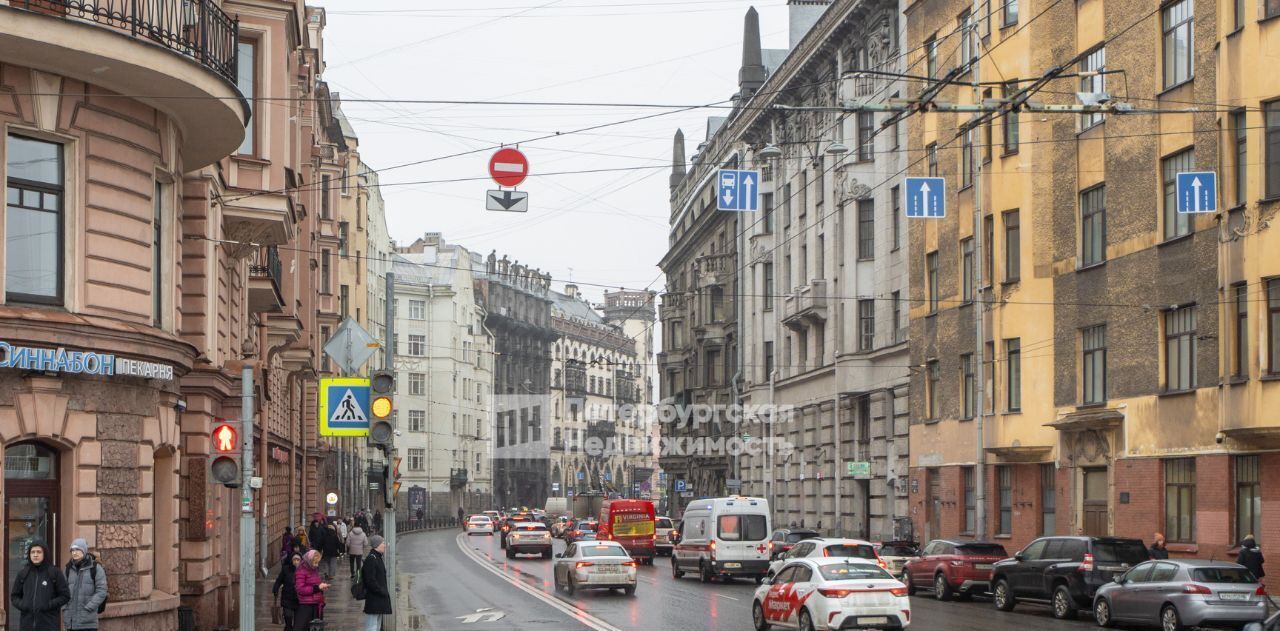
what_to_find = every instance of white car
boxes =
[465,515,493,536]
[553,540,638,596]
[767,538,883,578]
[753,558,911,631]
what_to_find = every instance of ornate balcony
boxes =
[696,252,735,286]
[782,279,829,330]
[247,245,284,314]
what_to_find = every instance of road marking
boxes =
[457,608,506,623]
[714,593,740,601]
[455,534,622,631]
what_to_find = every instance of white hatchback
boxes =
[553,540,638,596]
[465,515,493,536]
[753,558,911,630]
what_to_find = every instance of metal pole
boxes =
[240,362,255,631]
[384,271,397,631]
[970,12,988,541]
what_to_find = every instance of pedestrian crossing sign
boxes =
[319,377,371,437]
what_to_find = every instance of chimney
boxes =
[564,283,578,299]
[738,7,767,99]
[670,129,686,192]
[421,232,443,247]
[788,0,833,49]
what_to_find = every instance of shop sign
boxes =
[0,341,174,380]
[270,447,290,463]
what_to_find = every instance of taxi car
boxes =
[465,515,493,536]
[768,538,884,579]
[505,522,554,559]
[553,540,638,596]
[753,558,911,630]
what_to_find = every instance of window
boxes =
[762,263,774,311]
[763,192,774,232]
[409,299,426,320]
[5,135,64,304]
[1236,455,1261,545]
[926,251,939,312]
[1003,210,1020,281]
[321,174,331,220]
[1269,280,1280,374]
[340,166,349,194]
[1080,47,1106,130]
[338,222,349,256]
[892,291,904,344]
[890,93,901,149]
[718,514,768,541]
[1165,305,1197,391]
[858,300,875,351]
[926,360,940,419]
[927,143,939,176]
[961,353,976,418]
[1041,463,1056,535]
[961,128,975,188]
[1082,325,1107,404]
[339,285,349,318]
[1268,102,1280,199]
[1163,149,1194,240]
[857,395,872,443]
[783,183,792,227]
[1234,284,1249,378]
[1080,186,1106,266]
[236,41,255,155]
[320,250,331,292]
[858,199,875,260]
[958,11,975,69]
[926,36,938,79]
[1002,82,1020,153]
[963,467,976,533]
[1164,0,1196,88]
[763,341,774,378]
[409,410,426,432]
[998,466,1012,535]
[961,238,975,303]
[1235,0,1246,30]
[408,448,425,471]
[983,214,994,286]
[1006,338,1021,411]
[1002,0,1018,26]
[408,335,426,356]
[857,112,874,161]
[1164,458,1196,543]
[1269,0,1280,20]
[153,181,164,325]
[409,373,426,396]
[816,233,825,279]
[891,186,902,250]
[1233,111,1247,206]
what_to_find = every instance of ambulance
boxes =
[672,496,772,583]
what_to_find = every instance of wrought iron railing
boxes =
[249,245,282,289]
[12,0,239,86]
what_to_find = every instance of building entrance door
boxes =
[926,468,940,540]
[4,442,60,620]
[1082,467,1108,537]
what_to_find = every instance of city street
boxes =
[400,529,1108,631]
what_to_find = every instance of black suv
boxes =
[990,536,1149,619]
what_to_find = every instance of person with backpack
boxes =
[272,553,301,631]
[63,538,108,630]
[360,535,392,631]
[10,539,70,631]
[346,525,368,580]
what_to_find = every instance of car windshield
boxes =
[823,544,877,560]
[878,545,918,557]
[1193,567,1258,584]
[956,544,1007,557]
[786,531,819,544]
[656,518,673,529]
[719,515,769,541]
[1093,540,1150,565]
[582,546,627,557]
[578,523,597,531]
[819,564,893,581]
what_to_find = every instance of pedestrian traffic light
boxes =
[385,456,401,508]
[209,421,241,488]
[369,369,395,450]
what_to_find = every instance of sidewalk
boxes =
[254,553,421,630]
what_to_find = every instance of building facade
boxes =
[601,290,662,498]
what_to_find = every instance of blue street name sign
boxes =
[717,169,761,212]
[1176,171,1217,214]
[905,177,946,218]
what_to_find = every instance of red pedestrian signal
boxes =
[210,421,241,488]
[213,423,237,452]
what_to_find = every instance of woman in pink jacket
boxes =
[294,550,329,628]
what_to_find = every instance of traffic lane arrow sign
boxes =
[1176,171,1217,213]
[486,190,529,212]
[457,609,506,623]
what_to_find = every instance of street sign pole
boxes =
[239,361,255,631]
[384,271,397,631]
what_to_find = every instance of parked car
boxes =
[767,538,882,578]
[655,516,675,556]
[990,536,1149,619]
[1093,559,1268,630]
[874,541,920,578]
[903,540,1007,600]
[768,528,821,560]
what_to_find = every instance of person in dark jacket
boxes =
[280,527,295,562]
[355,511,370,532]
[1149,532,1170,560]
[373,510,383,534]
[307,515,326,553]
[1238,535,1266,579]
[10,540,71,631]
[320,523,342,579]
[361,535,392,630]
[63,538,108,630]
[272,553,301,631]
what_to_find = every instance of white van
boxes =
[672,496,772,583]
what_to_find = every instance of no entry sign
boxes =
[489,147,529,188]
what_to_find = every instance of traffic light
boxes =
[209,421,241,488]
[369,369,395,450]
[385,456,402,508]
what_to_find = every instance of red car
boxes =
[903,540,1008,601]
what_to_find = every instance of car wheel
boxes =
[1093,597,1114,627]
[755,575,764,585]
[904,573,916,596]
[624,585,636,596]
[992,579,1016,612]
[752,601,771,631]
[1161,604,1185,631]
[935,573,954,601]
[1051,584,1076,620]
[699,560,713,583]
[565,577,576,596]
[672,558,684,579]
[798,609,816,631]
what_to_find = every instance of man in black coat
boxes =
[1238,535,1266,579]
[272,553,301,631]
[9,540,70,631]
[362,535,393,629]
[320,523,343,580]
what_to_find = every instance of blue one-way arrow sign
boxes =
[905,177,946,218]
[1176,171,1217,214]
[717,169,760,212]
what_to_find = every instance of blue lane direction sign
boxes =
[1176,171,1217,214]
[319,377,371,437]
[905,177,946,218]
[717,169,760,212]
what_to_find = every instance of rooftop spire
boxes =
[670,129,686,192]
[739,7,767,98]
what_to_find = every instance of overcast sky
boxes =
[314,0,792,304]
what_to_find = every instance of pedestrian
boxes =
[416,508,424,527]
[457,506,465,526]
[307,514,325,553]
[356,511,370,533]
[294,550,329,630]
[1149,532,1170,560]
[346,524,368,580]
[9,540,70,631]
[336,519,349,550]
[361,535,392,631]
[280,527,295,562]
[1238,535,1266,579]
[373,510,383,534]
[272,553,301,631]
[321,523,342,580]
[63,538,107,631]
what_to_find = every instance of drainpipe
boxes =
[768,369,778,511]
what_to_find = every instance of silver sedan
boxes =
[552,540,638,596]
[1093,559,1267,630]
